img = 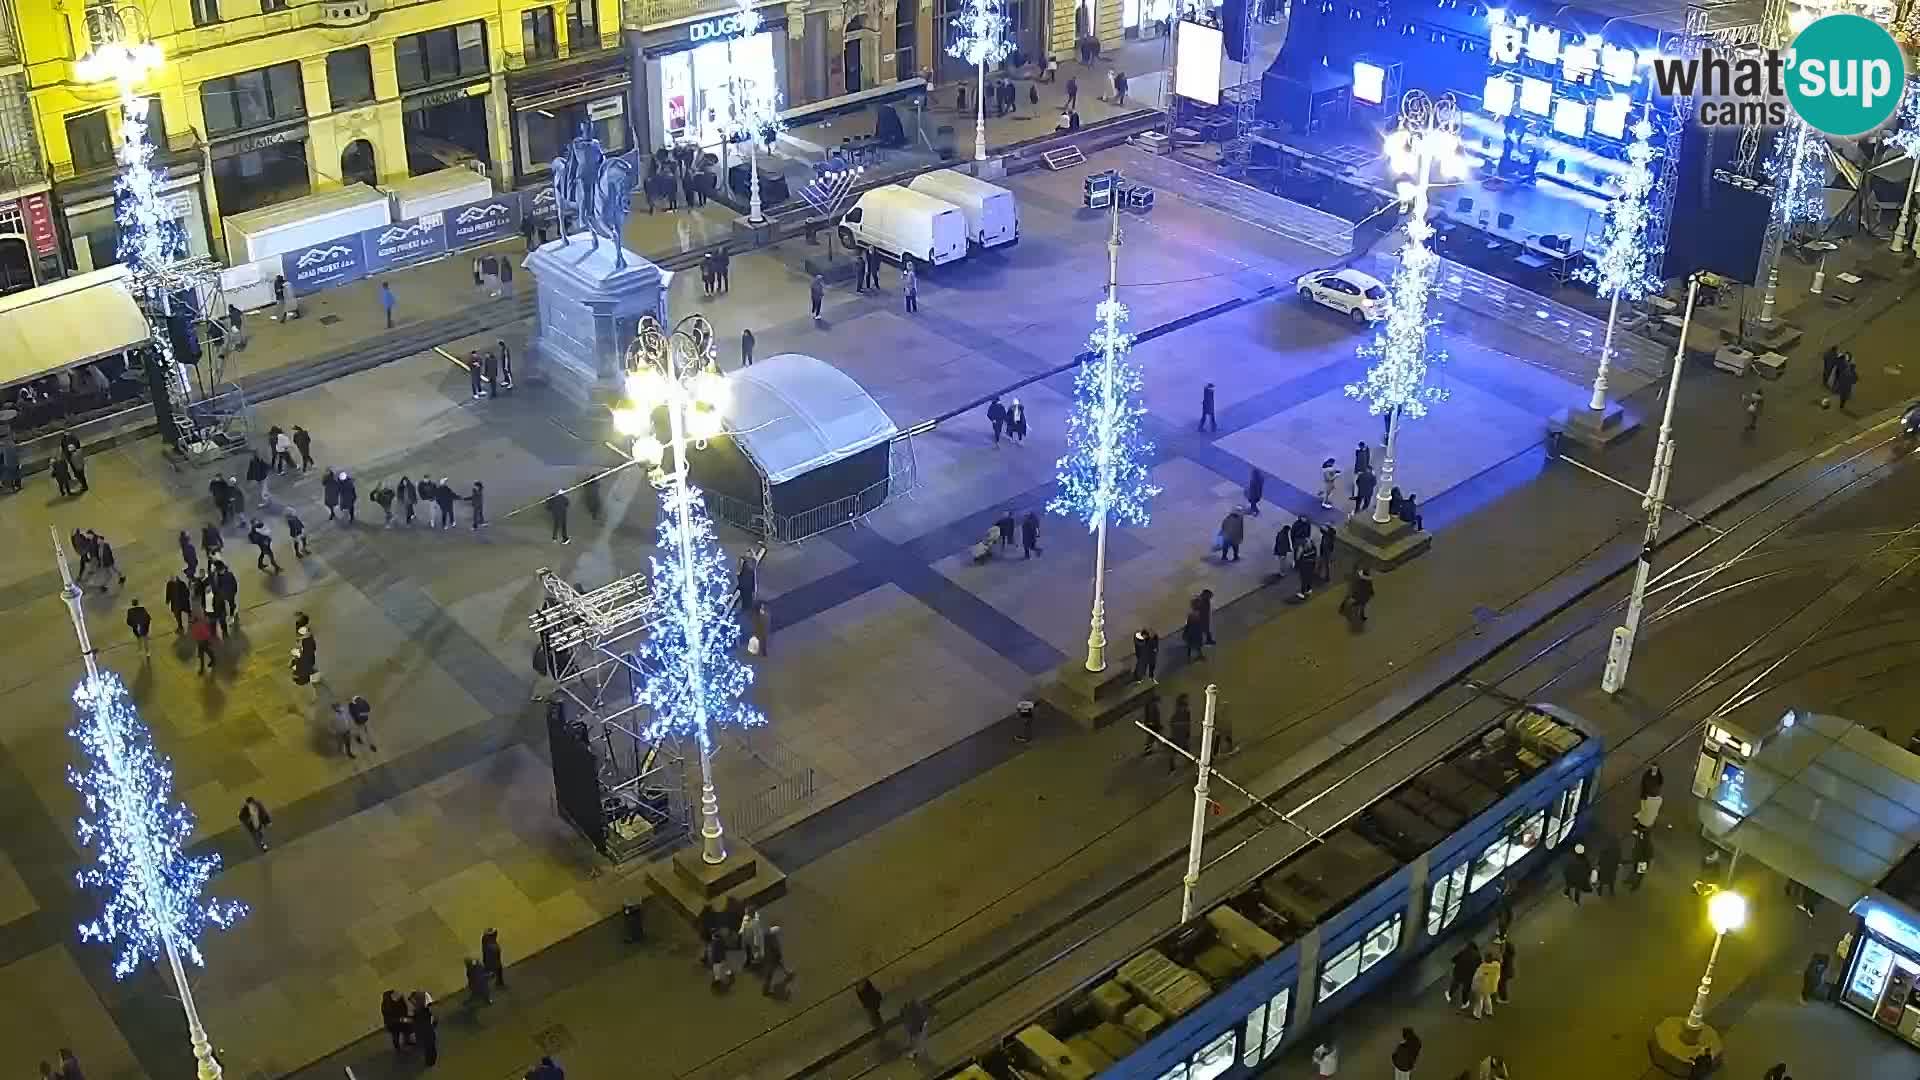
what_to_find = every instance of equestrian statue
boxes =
[549,123,640,270]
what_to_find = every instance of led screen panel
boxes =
[1175,22,1224,105]
[1553,99,1588,138]
[1520,76,1552,116]
[1484,76,1516,117]
[1592,93,1631,138]
[1353,61,1386,104]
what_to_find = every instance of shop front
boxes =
[507,59,633,188]
[1843,895,1920,1047]
[401,80,494,177]
[208,121,312,220]
[633,2,790,155]
[0,192,58,291]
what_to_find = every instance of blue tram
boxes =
[940,703,1601,1080]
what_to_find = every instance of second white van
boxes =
[839,186,969,268]
[908,169,1020,249]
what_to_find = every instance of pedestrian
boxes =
[702,251,716,297]
[738,904,768,967]
[285,509,309,557]
[751,601,772,659]
[1140,692,1164,757]
[1354,440,1372,476]
[467,480,486,529]
[1340,567,1374,624]
[1182,607,1206,661]
[247,449,273,506]
[1821,345,1842,389]
[176,530,198,579]
[528,1056,563,1080]
[1447,940,1478,1006]
[741,327,756,367]
[1273,521,1294,569]
[371,480,395,526]
[166,575,191,632]
[1319,457,1341,509]
[322,469,340,520]
[397,476,418,526]
[338,472,358,523]
[1392,1028,1421,1080]
[1167,692,1193,773]
[497,337,514,390]
[93,533,124,588]
[900,261,919,314]
[1218,509,1244,562]
[49,453,73,497]
[855,977,885,1028]
[810,273,826,321]
[126,598,151,657]
[1195,588,1215,644]
[482,927,506,987]
[215,562,240,627]
[331,703,357,758]
[1105,66,1118,102]
[58,1050,84,1080]
[379,281,396,328]
[1563,842,1592,904]
[547,488,571,544]
[1132,628,1159,680]
[1595,835,1621,897]
[902,997,930,1061]
[291,623,319,691]
[434,479,457,529]
[705,929,733,988]
[996,509,1016,549]
[71,527,94,579]
[1743,387,1765,431]
[414,997,438,1067]
[1319,523,1337,583]
[190,611,216,673]
[211,475,234,525]
[1020,510,1042,558]
[1199,381,1217,431]
[1495,933,1515,1002]
[1313,1040,1338,1077]
[1115,69,1130,105]
[1066,75,1079,111]
[381,990,409,1051]
[348,694,378,753]
[248,520,282,572]
[1353,466,1377,516]
[292,424,313,471]
[226,474,246,521]
[1245,467,1265,515]
[1008,398,1028,443]
[736,554,757,612]
[62,433,89,492]
[1470,950,1501,1018]
[238,796,271,851]
[1835,357,1858,409]
[1294,540,1319,599]
[1397,491,1424,531]
[468,349,486,398]
[716,247,732,293]
[987,396,1007,443]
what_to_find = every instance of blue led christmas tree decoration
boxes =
[1049,297,1161,532]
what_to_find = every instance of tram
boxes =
[940,702,1602,1080]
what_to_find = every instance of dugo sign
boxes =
[1651,13,1908,137]
[689,10,756,42]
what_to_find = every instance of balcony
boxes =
[170,0,388,52]
[51,127,204,184]
[504,31,622,74]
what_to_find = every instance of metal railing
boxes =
[708,437,919,544]
[719,729,819,843]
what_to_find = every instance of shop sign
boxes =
[281,237,366,293]
[19,193,55,256]
[587,96,625,121]
[527,184,559,224]
[212,123,308,160]
[405,82,487,112]
[1857,899,1920,958]
[361,213,449,273]
[689,11,754,42]
[446,193,522,247]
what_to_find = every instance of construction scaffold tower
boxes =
[527,567,689,865]
[1220,0,1260,177]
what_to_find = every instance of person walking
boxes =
[165,575,192,633]
[1353,466,1377,516]
[62,434,89,493]
[291,622,319,693]
[741,327,756,367]
[1199,382,1217,431]
[1354,440,1372,476]
[1312,1041,1339,1077]
[1563,842,1592,904]
[1020,510,1042,558]
[1181,607,1206,661]
[1194,588,1216,644]
[381,990,409,1051]
[1294,540,1319,600]
[1139,692,1164,757]
[379,281,396,328]
[546,489,571,544]
[1167,692,1193,773]
[348,694,378,753]
[285,509,310,558]
[1218,509,1244,562]
[190,611,216,674]
[1340,567,1374,625]
[1065,74,1079,111]
[371,480,395,526]
[751,601,772,659]
[1835,356,1858,410]
[49,454,73,497]
[434,479,458,530]
[466,480,486,529]
[178,530,199,579]
[855,977,885,1028]
[1821,345,1843,389]
[1114,69,1130,105]
[238,796,271,851]
[901,997,931,1061]
[414,997,439,1067]
[987,396,1007,444]
[247,450,272,507]
[248,520,283,573]
[760,924,791,996]
[1470,950,1502,1018]
[1743,387,1765,431]
[995,509,1016,549]
[397,476,418,526]
[1392,1028,1422,1080]
[125,598,151,657]
[321,468,340,521]
[1132,628,1159,680]
[71,527,94,580]
[1319,457,1341,509]
[1446,940,1479,1006]
[810,273,826,322]
[481,928,506,987]
[290,424,313,472]
[338,472,359,523]
[736,555,757,613]
[1273,519,1295,569]
[1008,399,1028,444]
[902,262,919,313]
[1494,932,1516,1002]
[738,903,767,967]
[1595,835,1621,897]
[1245,467,1265,515]
[94,534,124,589]
[331,703,357,759]
[1318,524,1337,584]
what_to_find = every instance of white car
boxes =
[1296,268,1388,325]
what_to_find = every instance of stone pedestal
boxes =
[1035,659,1158,731]
[732,216,775,245]
[1341,511,1431,569]
[1648,1015,1721,1076]
[1554,400,1640,449]
[647,840,788,925]
[524,235,664,410]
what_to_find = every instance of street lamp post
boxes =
[615,314,754,865]
[1179,684,1219,922]
[1578,115,1659,416]
[950,0,1013,162]
[1651,889,1746,1074]
[723,0,783,225]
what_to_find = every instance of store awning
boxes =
[0,265,150,391]
[1699,711,1920,907]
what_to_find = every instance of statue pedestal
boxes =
[525,235,664,409]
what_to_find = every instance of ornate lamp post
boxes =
[950,0,1013,161]
[723,0,785,224]
[1348,91,1465,527]
[1651,888,1747,1072]
[612,315,765,864]
[1576,114,1660,416]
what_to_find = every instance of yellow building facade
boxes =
[22,0,621,270]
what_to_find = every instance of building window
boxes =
[327,47,376,109]
[66,110,114,170]
[201,61,307,136]
[1470,809,1548,894]
[261,0,289,11]
[191,0,222,26]
[1242,987,1289,1067]
[1427,861,1470,936]
[894,0,916,77]
[567,0,599,45]
[522,7,559,61]
[396,21,490,91]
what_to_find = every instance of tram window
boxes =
[1548,780,1585,848]
[1243,1004,1266,1067]
[1191,1030,1235,1080]
[1263,988,1289,1059]
[1427,862,1470,936]
[1361,913,1402,973]
[1319,939,1362,1001]
[1470,810,1547,892]
[1155,1064,1189,1080]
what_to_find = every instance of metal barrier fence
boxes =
[718,729,820,843]
[708,437,919,544]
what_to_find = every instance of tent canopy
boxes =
[0,265,150,391]
[1699,711,1920,907]
[721,352,896,485]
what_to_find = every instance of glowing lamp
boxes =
[76,41,164,85]
[1483,76,1517,117]
[689,368,731,409]
[625,368,668,409]
[1395,179,1419,201]
[1485,6,1506,24]
[631,434,664,465]
[1562,43,1598,81]
[1491,24,1524,63]
[687,403,725,442]
[1553,99,1588,138]
[1520,76,1553,116]
[1592,94,1631,139]
[612,406,648,437]
[1707,890,1747,933]
[1600,44,1636,84]
[1353,61,1387,105]
[1524,24,1561,63]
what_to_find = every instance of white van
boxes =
[908,170,1019,249]
[839,186,968,268]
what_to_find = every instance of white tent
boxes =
[0,265,150,390]
[722,352,896,484]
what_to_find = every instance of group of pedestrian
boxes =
[700,900,792,997]
[1137,689,1234,770]
[643,145,716,213]
[701,247,733,296]
[378,988,441,1066]
[854,979,933,1060]
[328,694,380,758]
[463,927,509,1009]
[161,540,244,674]
[463,338,516,399]
[984,396,1030,444]
[31,1049,86,1080]
[48,432,89,497]
[1820,345,1861,410]
[68,528,125,592]
[1181,589,1216,660]
[1446,934,1511,1019]
[466,254,515,299]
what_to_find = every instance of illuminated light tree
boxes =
[1575,116,1661,413]
[949,0,1013,162]
[1888,79,1920,253]
[723,0,786,224]
[1050,204,1161,673]
[1347,92,1462,527]
[617,315,764,864]
[1766,119,1829,227]
[55,530,243,1080]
